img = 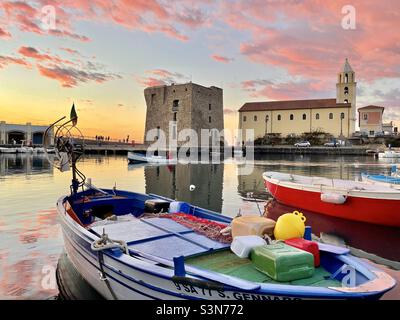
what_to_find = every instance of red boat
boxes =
[263,172,400,227]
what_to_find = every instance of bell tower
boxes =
[336,58,357,134]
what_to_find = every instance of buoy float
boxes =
[274,211,306,240]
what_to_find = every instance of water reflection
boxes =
[144,163,224,213]
[0,153,399,299]
[0,154,53,177]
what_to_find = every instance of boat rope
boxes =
[91,228,129,300]
[91,228,129,254]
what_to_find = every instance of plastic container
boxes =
[284,238,320,267]
[230,235,267,258]
[231,215,276,238]
[168,201,191,214]
[250,243,314,282]
[274,211,306,240]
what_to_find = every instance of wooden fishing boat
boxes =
[263,171,400,227]
[47,107,396,300]
[57,188,396,300]
[127,151,175,164]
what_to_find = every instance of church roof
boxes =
[358,105,384,111]
[239,98,350,112]
[343,58,353,73]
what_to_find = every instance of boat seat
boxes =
[90,217,229,261]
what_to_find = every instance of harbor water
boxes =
[0,153,399,299]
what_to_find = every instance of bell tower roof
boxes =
[342,58,353,73]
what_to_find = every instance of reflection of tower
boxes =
[336,58,357,135]
[144,164,223,212]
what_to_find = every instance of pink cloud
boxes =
[37,64,120,88]
[0,1,89,41]
[138,68,189,87]
[0,27,11,39]
[0,55,31,69]
[241,79,333,100]
[18,46,72,65]
[137,77,168,87]
[222,1,400,82]
[211,54,234,63]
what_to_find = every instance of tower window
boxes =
[344,99,349,103]
[345,73,349,83]
[302,113,306,120]
[209,103,211,111]
[344,87,349,95]
[316,113,320,120]
[243,116,247,122]
[329,113,333,120]
[254,115,257,121]
[277,114,281,121]
[290,114,294,120]
[173,112,177,121]
[209,116,212,123]
[363,114,368,120]
[172,99,179,109]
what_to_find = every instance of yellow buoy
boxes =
[274,211,306,240]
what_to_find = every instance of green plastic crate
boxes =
[250,242,315,282]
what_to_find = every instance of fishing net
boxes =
[160,213,232,244]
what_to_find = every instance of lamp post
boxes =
[265,115,269,136]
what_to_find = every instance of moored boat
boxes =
[263,171,400,227]
[378,150,400,158]
[127,151,175,164]
[361,173,400,188]
[0,147,17,153]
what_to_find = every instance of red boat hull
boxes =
[264,180,400,227]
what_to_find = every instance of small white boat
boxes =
[127,151,175,164]
[0,147,17,153]
[378,150,400,158]
[33,147,46,153]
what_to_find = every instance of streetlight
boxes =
[265,114,269,136]
[340,112,344,136]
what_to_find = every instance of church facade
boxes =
[239,59,357,141]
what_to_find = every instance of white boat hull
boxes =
[0,148,17,153]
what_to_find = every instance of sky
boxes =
[1,0,400,142]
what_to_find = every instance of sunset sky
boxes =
[1,0,400,142]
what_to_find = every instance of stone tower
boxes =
[336,58,357,134]
[144,82,224,148]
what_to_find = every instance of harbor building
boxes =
[144,82,224,147]
[0,121,53,145]
[239,59,357,142]
[358,106,385,137]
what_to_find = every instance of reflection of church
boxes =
[144,164,224,213]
